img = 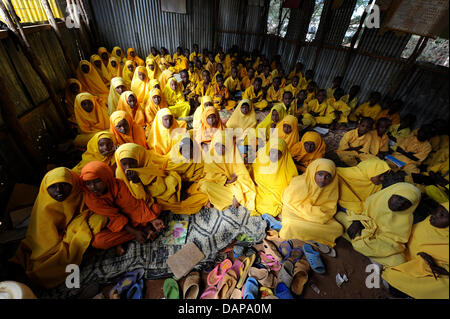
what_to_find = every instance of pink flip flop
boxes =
[258,252,282,271]
[207,259,232,286]
[230,259,244,281]
[200,286,218,299]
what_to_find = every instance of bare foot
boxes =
[205,201,212,209]
[146,229,158,241]
[115,245,125,256]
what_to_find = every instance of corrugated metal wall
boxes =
[87,0,215,57]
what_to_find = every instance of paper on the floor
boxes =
[313,127,330,135]
[161,220,189,245]
[166,242,205,279]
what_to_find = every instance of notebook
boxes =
[161,220,189,245]
[385,154,406,168]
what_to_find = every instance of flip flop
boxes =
[278,240,293,262]
[277,260,294,288]
[207,259,232,286]
[289,246,304,264]
[126,279,144,299]
[163,278,180,299]
[274,282,294,299]
[242,277,259,299]
[236,253,256,289]
[230,259,244,281]
[262,239,283,261]
[307,240,336,257]
[217,269,238,299]
[258,251,282,271]
[302,244,326,274]
[109,268,145,298]
[182,272,200,299]
[230,288,242,299]
[291,259,310,296]
[259,287,274,298]
[248,267,276,288]
[261,214,282,231]
[200,286,218,299]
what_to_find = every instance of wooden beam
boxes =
[0,77,46,174]
[312,0,333,71]
[0,0,71,136]
[40,0,77,77]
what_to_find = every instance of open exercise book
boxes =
[385,154,406,168]
[161,220,189,245]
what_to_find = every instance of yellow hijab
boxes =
[131,66,150,104]
[76,60,109,96]
[65,78,83,117]
[193,95,213,131]
[275,115,299,151]
[73,131,116,174]
[143,88,168,126]
[10,167,105,288]
[200,106,224,144]
[253,137,298,216]
[107,56,122,79]
[122,60,137,88]
[98,47,110,63]
[109,110,148,148]
[115,143,166,205]
[89,54,110,84]
[347,182,421,267]
[74,92,110,134]
[127,48,145,66]
[116,91,146,128]
[256,104,287,140]
[107,77,126,115]
[146,57,162,80]
[337,158,390,214]
[163,77,184,106]
[290,131,326,172]
[111,46,126,62]
[148,108,187,155]
[226,99,257,131]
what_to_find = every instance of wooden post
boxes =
[239,0,248,51]
[40,0,77,77]
[0,77,46,174]
[312,0,333,71]
[85,0,101,44]
[213,0,220,51]
[0,1,71,134]
[66,0,90,57]
[259,0,271,54]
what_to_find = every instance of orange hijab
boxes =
[127,48,145,66]
[116,91,146,128]
[74,92,110,134]
[109,110,148,148]
[275,115,299,151]
[76,60,109,96]
[291,131,326,172]
[200,106,224,144]
[143,88,168,127]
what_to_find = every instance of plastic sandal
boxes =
[242,277,259,299]
[258,252,282,271]
[163,278,180,299]
[291,259,310,296]
[259,287,274,298]
[278,241,293,262]
[109,268,145,298]
[289,247,304,264]
[302,244,326,274]
[236,254,256,289]
[261,214,282,231]
[200,286,218,299]
[207,259,232,286]
[307,240,337,257]
[262,239,282,261]
[274,282,295,299]
[278,260,294,288]
[126,279,144,299]
[233,245,245,258]
[230,259,244,281]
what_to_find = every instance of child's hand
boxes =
[134,229,148,244]
[126,170,141,183]
[151,218,165,233]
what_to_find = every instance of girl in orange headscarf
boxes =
[131,66,150,104]
[290,131,326,172]
[74,92,110,147]
[148,108,188,155]
[110,110,148,149]
[116,91,147,128]
[127,47,145,66]
[90,54,110,85]
[198,106,224,147]
[143,88,168,128]
[80,161,163,250]
[76,60,109,97]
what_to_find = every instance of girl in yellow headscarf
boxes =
[10,167,107,288]
[74,92,110,147]
[146,57,162,81]
[274,115,299,151]
[256,103,287,141]
[290,131,326,173]
[110,110,148,149]
[116,91,147,128]
[122,60,137,88]
[126,48,145,66]
[131,66,150,104]
[98,47,110,67]
[163,78,191,118]
[111,46,126,64]
[226,99,257,132]
[253,137,298,217]
[73,131,117,174]
[76,60,109,97]
[382,202,449,299]
[143,88,168,128]
[107,56,122,79]
[148,108,187,155]
[90,54,110,85]
[336,183,421,267]
[280,159,343,247]
[198,130,256,212]
[198,106,224,146]
[159,69,174,95]
[65,78,83,121]
[336,158,390,214]
[193,96,214,131]
[107,77,127,115]
[115,143,188,212]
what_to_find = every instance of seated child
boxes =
[349,91,382,122]
[336,117,374,166]
[308,89,336,126]
[266,76,285,105]
[242,77,268,111]
[326,76,343,99]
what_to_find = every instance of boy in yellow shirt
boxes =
[342,85,360,111]
[350,91,382,122]
[266,76,285,106]
[309,89,336,126]
[224,66,242,101]
[329,88,352,129]
[326,76,343,99]
[243,77,268,111]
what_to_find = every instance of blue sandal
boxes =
[262,214,282,231]
[126,279,144,299]
[274,282,294,299]
[242,277,259,299]
[109,268,145,298]
[302,244,326,274]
